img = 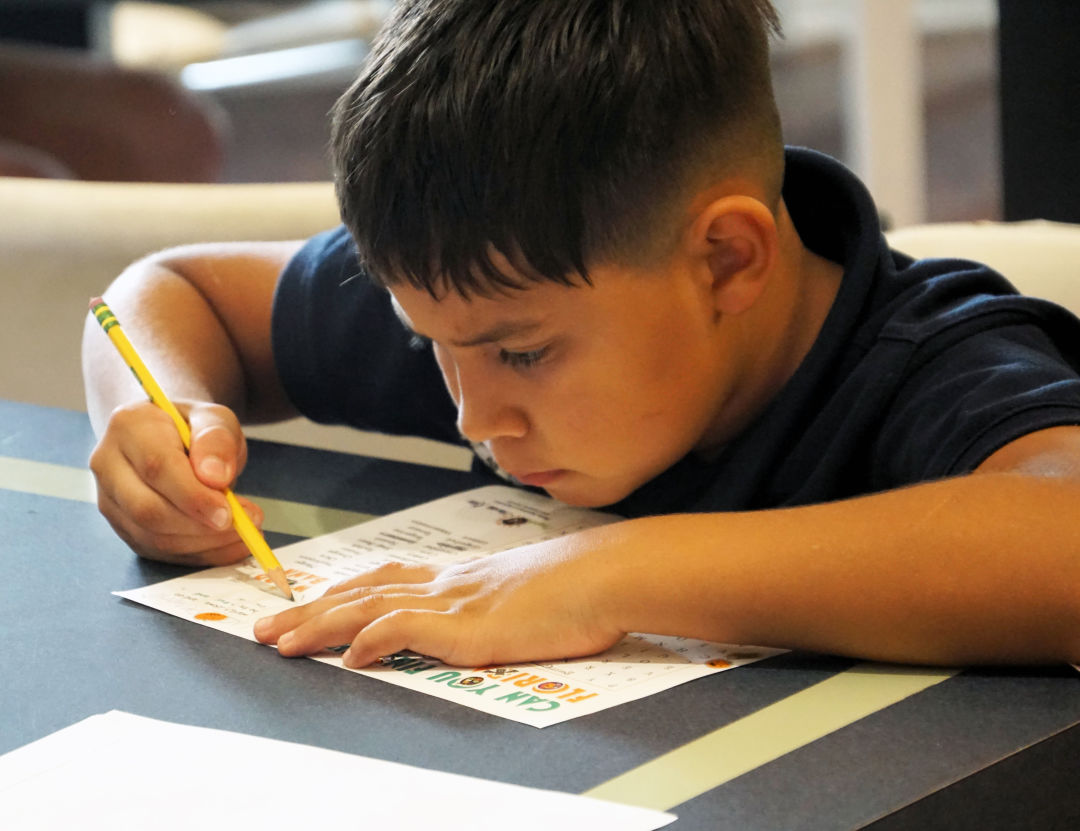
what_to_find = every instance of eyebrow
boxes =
[390,300,544,348]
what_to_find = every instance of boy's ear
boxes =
[687,195,778,315]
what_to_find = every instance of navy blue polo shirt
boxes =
[272,148,1080,516]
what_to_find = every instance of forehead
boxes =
[386,256,677,344]
[387,280,561,344]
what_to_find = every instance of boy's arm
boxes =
[82,241,302,565]
[83,241,302,429]
[609,424,1080,667]
[256,424,1080,667]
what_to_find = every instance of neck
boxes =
[697,200,843,452]
[769,200,844,383]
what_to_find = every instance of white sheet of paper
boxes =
[116,485,784,727]
[0,711,675,830]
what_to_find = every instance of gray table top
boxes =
[3,399,1079,830]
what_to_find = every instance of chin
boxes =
[546,491,609,508]
[541,477,635,509]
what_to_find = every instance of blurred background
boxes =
[0,0,1040,225]
[2,0,1077,440]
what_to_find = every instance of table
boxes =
[3,399,1079,830]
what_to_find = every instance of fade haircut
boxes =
[331,0,783,297]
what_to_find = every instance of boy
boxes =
[83,0,1080,670]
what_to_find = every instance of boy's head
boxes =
[331,0,783,297]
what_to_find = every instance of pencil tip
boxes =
[268,567,294,602]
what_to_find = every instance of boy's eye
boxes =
[498,347,549,369]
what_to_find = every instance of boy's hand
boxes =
[252,537,626,668]
[89,399,261,565]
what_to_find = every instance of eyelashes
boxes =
[407,331,549,371]
[499,347,548,369]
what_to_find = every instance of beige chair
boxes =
[885,219,1080,315]
[0,175,470,467]
[2,176,339,412]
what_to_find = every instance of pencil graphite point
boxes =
[268,568,295,602]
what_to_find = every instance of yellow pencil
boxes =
[90,297,293,601]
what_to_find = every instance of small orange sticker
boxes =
[195,612,227,621]
[706,658,732,669]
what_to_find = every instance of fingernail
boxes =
[253,617,273,638]
[199,455,228,481]
[208,507,230,530]
[278,631,294,650]
[341,648,355,667]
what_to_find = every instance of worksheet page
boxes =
[116,486,784,727]
[0,711,676,830]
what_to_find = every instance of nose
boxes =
[452,361,528,444]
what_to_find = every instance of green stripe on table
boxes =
[0,455,371,538]
[257,495,373,538]
[584,662,958,811]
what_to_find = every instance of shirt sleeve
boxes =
[876,295,1080,483]
[271,226,462,444]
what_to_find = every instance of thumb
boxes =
[186,403,247,490]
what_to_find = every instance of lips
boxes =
[511,470,566,487]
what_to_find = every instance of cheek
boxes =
[593,335,717,440]
[547,366,658,445]
[432,346,461,405]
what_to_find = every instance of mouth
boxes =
[510,470,567,487]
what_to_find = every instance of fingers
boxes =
[254,563,445,650]
[261,592,469,669]
[252,560,500,668]
[340,610,453,668]
[251,547,621,670]
[254,581,439,650]
[96,487,254,566]
[106,434,227,533]
[322,561,441,596]
[90,399,258,565]
[187,403,247,490]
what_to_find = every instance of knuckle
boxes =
[141,528,176,552]
[344,588,389,610]
[139,450,168,485]
[374,561,434,582]
[191,402,240,434]
[111,400,155,428]
[370,561,409,579]
[108,402,138,426]
[128,496,166,529]
[97,492,121,525]
[87,443,107,476]
[203,401,238,424]
[133,540,168,561]
[110,520,163,560]
[100,511,133,543]
[334,589,407,622]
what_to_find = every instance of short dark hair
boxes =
[331,0,783,297]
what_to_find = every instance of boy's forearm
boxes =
[82,241,300,435]
[82,261,247,435]
[598,472,1080,666]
